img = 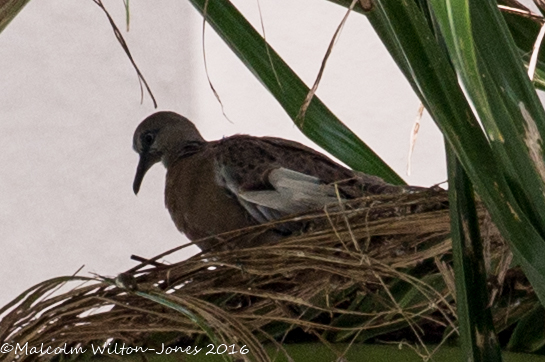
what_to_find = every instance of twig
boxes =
[91,0,157,108]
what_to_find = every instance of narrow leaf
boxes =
[0,0,31,34]
[447,145,502,362]
[188,0,405,184]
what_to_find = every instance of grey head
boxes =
[132,111,205,194]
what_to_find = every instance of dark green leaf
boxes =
[0,0,31,34]
[447,145,502,361]
[187,0,404,184]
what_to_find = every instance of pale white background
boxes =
[0,1,446,307]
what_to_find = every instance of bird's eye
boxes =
[142,133,155,146]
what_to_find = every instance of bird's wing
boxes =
[212,135,408,225]
[218,165,343,224]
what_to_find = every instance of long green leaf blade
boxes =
[359,0,545,305]
[0,0,30,34]
[447,145,502,362]
[432,0,545,234]
[187,0,404,184]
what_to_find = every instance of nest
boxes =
[0,190,536,361]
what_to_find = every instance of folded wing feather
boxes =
[219,166,343,224]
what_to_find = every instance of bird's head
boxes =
[132,111,204,194]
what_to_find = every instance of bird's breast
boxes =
[164,153,256,242]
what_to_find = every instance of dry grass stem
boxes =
[0,190,534,361]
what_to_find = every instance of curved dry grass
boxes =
[0,190,535,361]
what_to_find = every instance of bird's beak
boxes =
[133,153,154,195]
